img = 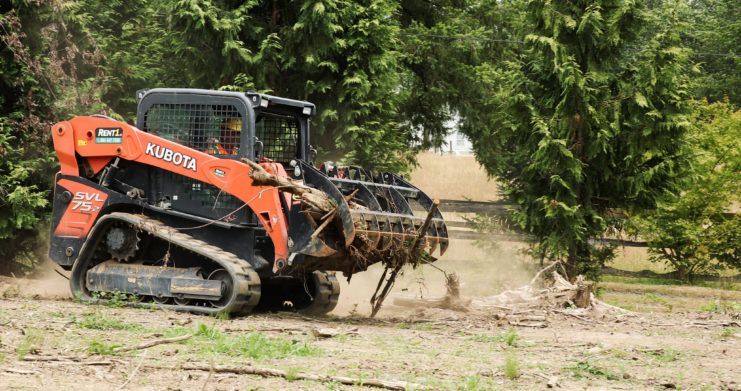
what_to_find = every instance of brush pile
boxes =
[393,263,628,320]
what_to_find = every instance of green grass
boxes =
[15,329,44,359]
[87,339,121,355]
[76,313,143,331]
[720,327,738,338]
[699,299,741,313]
[190,323,320,360]
[644,348,681,363]
[91,291,139,307]
[285,367,301,382]
[458,375,486,390]
[211,311,230,321]
[469,328,519,347]
[601,275,740,291]
[643,293,673,311]
[566,361,620,381]
[503,352,520,380]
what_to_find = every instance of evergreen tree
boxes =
[70,0,191,119]
[0,1,104,273]
[685,0,740,105]
[397,0,527,150]
[159,0,413,171]
[461,0,692,278]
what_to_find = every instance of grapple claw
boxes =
[288,161,449,273]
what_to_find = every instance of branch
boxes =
[529,261,561,286]
[113,334,192,353]
[179,363,427,390]
[241,158,335,213]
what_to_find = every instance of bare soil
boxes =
[0,274,739,391]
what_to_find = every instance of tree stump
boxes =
[574,280,593,308]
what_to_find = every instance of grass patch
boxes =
[91,291,139,308]
[412,322,434,331]
[191,323,320,360]
[285,367,301,382]
[76,313,143,331]
[566,361,620,381]
[699,299,741,313]
[503,352,520,380]
[87,339,121,355]
[720,327,738,338]
[211,311,230,321]
[642,348,681,363]
[16,329,43,359]
[162,326,193,338]
[643,293,673,311]
[601,275,740,291]
[458,375,488,390]
[469,328,518,347]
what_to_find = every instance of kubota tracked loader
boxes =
[48,88,448,315]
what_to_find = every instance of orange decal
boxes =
[54,179,108,238]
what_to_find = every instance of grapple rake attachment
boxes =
[289,160,449,274]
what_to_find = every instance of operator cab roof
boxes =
[245,91,315,117]
[136,88,315,117]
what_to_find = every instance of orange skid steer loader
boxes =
[48,88,448,315]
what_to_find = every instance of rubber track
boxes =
[300,271,341,315]
[71,212,261,315]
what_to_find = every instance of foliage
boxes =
[68,0,190,119]
[397,0,528,151]
[684,0,740,105]
[460,0,692,278]
[699,299,741,313]
[153,0,415,171]
[631,101,740,280]
[0,0,736,279]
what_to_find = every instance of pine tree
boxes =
[461,0,692,278]
[159,0,412,171]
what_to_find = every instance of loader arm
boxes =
[51,116,290,264]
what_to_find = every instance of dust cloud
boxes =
[0,260,71,300]
[332,237,538,316]
[0,239,537,315]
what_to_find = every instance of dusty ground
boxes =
[0,272,739,391]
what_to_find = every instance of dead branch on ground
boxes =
[178,363,427,391]
[113,333,192,353]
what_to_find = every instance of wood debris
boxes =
[392,263,631,325]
